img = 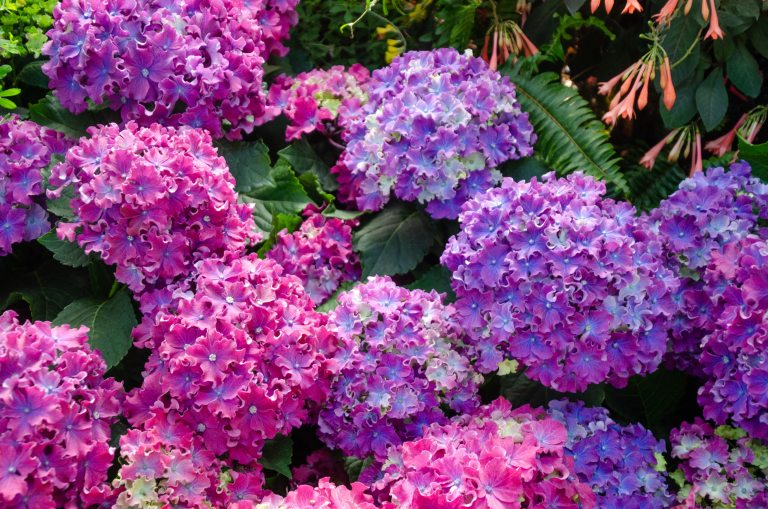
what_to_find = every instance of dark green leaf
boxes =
[256,212,304,256]
[353,202,437,278]
[38,231,91,268]
[46,187,75,220]
[343,456,374,483]
[695,68,728,131]
[500,156,550,181]
[604,368,688,428]
[1,262,89,320]
[500,371,605,407]
[748,17,768,58]
[662,15,702,83]
[260,435,293,478]
[15,61,48,88]
[241,163,313,233]
[660,82,697,128]
[216,140,273,193]
[298,172,335,205]
[738,136,768,182]
[563,0,587,14]
[316,281,357,313]
[407,265,455,302]
[278,139,338,191]
[726,42,762,97]
[29,95,98,138]
[322,206,366,220]
[718,0,760,34]
[53,289,137,369]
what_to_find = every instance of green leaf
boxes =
[53,289,137,369]
[726,42,762,98]
[660,81,697,128]
[662,14,702,83]
[1,262,90,320]
[38,231,91,268]
[748,17,768,58]
[260,435,293,478]
[241,163,313,233]
[737,136,768,182]
[353,202,437,278]
[278,139,338,191]
[499,371,605,408]
[503,67,629,197]
[407,265,455,302]
[604,368,688,429]
[500,156,550,182]
[256,212,304,256]
[298,172,334,205]
[15,61,48,88]
[29,95,98,138]
[0,97,17,109]
[695,68,728,131]
[322,205,366,220]
[216,140,273,194]
[316,281,357,313]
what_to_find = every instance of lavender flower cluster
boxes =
[547,399,672,509]
[698,235,768,440]
[49,122,258,295]
[268,64,370,141]
[333,48,536,219]
[670,419,768,507]
[318,277,481,460]
[43,0,299,139]
[266,207,361,304]
[371,397,596,509]
[0,311,124,508]
[647,161,768,375]
[0,116,70,255]
[123,255,342,497]
[441,172,678,392]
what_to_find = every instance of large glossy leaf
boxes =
[260,435,293,478]
[241,163,313,233]
[726,42,762,98]
[278,139,338,191]
[38,231,91,268]
[407,265,456,302]
[216,140,273,193]
[738,136,768,182]
[695,68,728,132]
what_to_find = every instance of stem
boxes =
[670,29,703,69]
[108,280,120,299]
[369,11,406,47]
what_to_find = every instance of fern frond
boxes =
[623,157,686,212]
[503,67,630,197]
[434,0,480,49]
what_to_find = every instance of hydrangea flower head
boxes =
[266,206,361,304]
[372,397,596,509]
[646,161,768,374]
[0,116,70,255]
[43,0,298,139]
[0,311,124,507]
[669,419,768,507]
[441,172,678,392]
[125,255,341,475]
[318,276,482,460]
[697,235,768,440]
[547,399,672,508]
[333,48,536,219]
[269,65,370,141]
[48,122,258,295]
[232,478,378,509]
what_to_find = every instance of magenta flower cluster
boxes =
[546,399,672,509]
[0,311,124,508]
[318,276,481,460]
[333,48,536,219]
[0,116,70,255]
[647,161,768,375]
[48,122,258,294]
[124,255,342,482]
[372,397,596,509]
[42,0,298,139]
[235,478,378,509]
[698,235,768,440]
[268,64,370,141]
[441,172,678,392]
[266,207,361,304]
[669,419,768,507]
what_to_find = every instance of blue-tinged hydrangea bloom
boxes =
[547,399,672,509]
[333,48,536,219]
[441,172,678,392]
[646,161,768,375]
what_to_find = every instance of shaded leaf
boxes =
[16,61,48,88]
[407,265,455,302]
[604,368,688,429]
[38,231,90,268]
[216,140,273,193]
[278,139,338,191]
[738,136,768,182]
[316,281,357,313]
[260,436,293,478]
[695,68,728,131]
[726,42,762,98]
[1,262,90,320]
[500,371,606,408]
[241,163,313,233]
[29,95,99,138]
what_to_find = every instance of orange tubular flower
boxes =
[640,131,675,169]
[704,114,747,156]
[654,0,679,23]
[702,0,724,39]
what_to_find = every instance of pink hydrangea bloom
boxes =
[318,276,481,460]
[371,397,596,509]
[698,235,768,440]
[669,419,768,507]
[125,255,342,478]
[266,206,360,304]
[268,64,370,140]
[230,478,378,509]
[0,116,70,255]
[48,122,258,295]
[43,0,298,139]
[441,172,679,392]
[0,311,124,508]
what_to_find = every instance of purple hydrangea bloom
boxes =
[0,311,124,507]
[0,116,70,255]
[547,399,672,509]
[697,236,768,440]
[268,64,370,141]
[669,419,768,507]
[266,206,361,304]
[318,276,482,460]
[441,172,678,392]
[43,0,299,139]
[332,48,536,219]
[48,122,258,296]
[646,161,768,375]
